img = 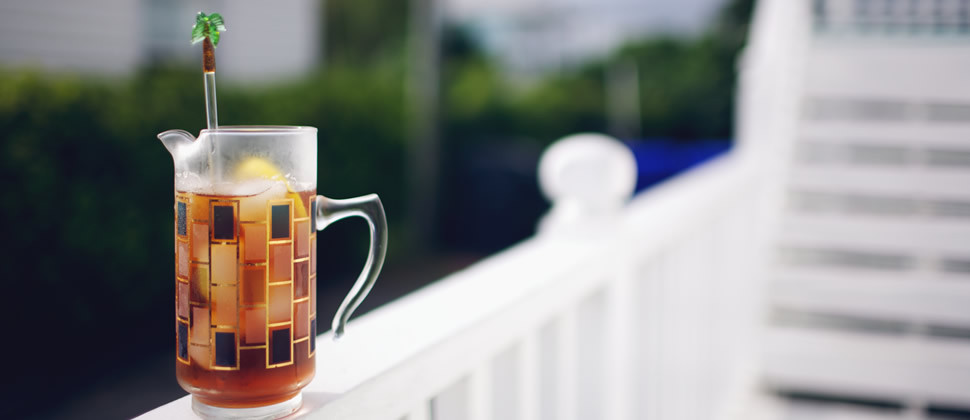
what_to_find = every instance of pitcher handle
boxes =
[315,194,388,339]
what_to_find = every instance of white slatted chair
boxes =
[757,1,970,418]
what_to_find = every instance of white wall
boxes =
[0,0,320,81]
[0,0,142,75]
[445,0,729,75]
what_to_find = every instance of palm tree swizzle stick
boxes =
[192,12,226,130]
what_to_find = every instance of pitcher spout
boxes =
[157,129,197,159]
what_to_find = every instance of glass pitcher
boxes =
[158,126,387,419]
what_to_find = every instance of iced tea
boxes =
[173,182,317,407]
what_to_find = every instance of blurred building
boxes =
[0,0,729,80]
[445,0,728,75]
[0,0,319,81]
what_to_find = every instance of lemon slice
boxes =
[234,157,308,218]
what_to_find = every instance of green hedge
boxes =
[0,65,410,405]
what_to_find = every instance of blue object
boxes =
[624,138,732,193]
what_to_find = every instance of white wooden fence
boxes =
[140,0,970,419]
[141,127,773,420]
[140,0,787,418]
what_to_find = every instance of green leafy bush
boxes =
[0,65,408,409]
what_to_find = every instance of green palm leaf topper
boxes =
[191,12,226,47]
[193,11,225,126]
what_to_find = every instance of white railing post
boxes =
[518,334,541,420]
[605,268,636,420]
[468,358,494,420]
[576,291,607,419]
[537,133,638,236]
[636,256,666,420]
[537,132,639,420]
[405,401,432,420]
[555,310,579,420]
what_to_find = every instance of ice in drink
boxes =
[173,181,317,407]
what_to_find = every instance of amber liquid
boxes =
[173,184,317,407]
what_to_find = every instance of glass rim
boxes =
[200,125,317,135]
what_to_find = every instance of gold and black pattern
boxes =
[207,199,240,370]
[309,229,317,357]
[211,327,239,370]
[266,198,293,367]
[210,200,239,243]
[175,192,316,369]
[177,201,187,236]
[177,319,189,363]
[175,195,191,365]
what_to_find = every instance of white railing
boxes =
[140,0,811,418]
[142,1,970,416]
[142,145,771,420]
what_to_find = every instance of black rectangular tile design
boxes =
[310,319,316,352]
[177,202,187,236]
[212,205,234,240]
[270,328,291,364]
[177,322,188,359]
[311,200,317,230]
[272,205,290,239]
[214,332,237,367]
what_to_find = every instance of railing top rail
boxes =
[139,148,758,419]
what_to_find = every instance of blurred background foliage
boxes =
[0,0,751,417]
